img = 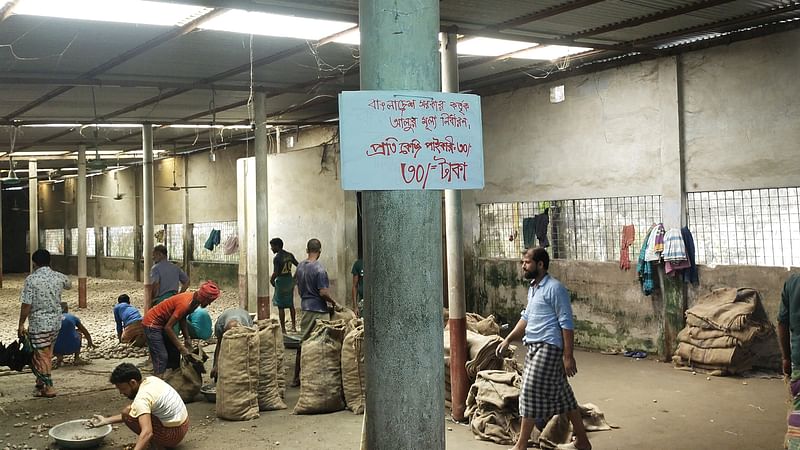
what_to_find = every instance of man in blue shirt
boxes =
[498,248,591,450]
[292,238,337,386]
[150,245,189,306]
[115,294,145,347]
[54,302,95,368]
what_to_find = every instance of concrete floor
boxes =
[0,347,787,450]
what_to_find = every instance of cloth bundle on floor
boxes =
[293,320,348,414]
[216,326,260,421]
[537,404,618,450]
[341,320,366,414]
[465,370,524,445]
[466,312,500,336]
[255,318,287,411]
[164,347,206,403]
[673,287,778,374]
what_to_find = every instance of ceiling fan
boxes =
[157,156,206,191]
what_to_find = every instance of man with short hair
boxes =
[142,281,220,378]
[18,249,72,398]
[293,238,337,386]
[115,294,146,347]
[498,248,591,450]
[150,245,189,306]
[209,307,254,380]
[54,302,95,367]
[89,363,189,450]
[269,237,299,334]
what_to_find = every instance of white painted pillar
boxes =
[77,145,88,307]
[254,92,270,319]
[142,123,155,311]
[236,158,249,310]
[28,160,38,272]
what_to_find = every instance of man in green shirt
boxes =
[351,259,364,316]
[778,273,800,448]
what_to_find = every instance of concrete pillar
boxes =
[254,92,270,319]
[182,156,191,275]
[28,160,38,272]
[658,55,687,359]
[77,146,88,308]
[236,158,249,310]
[360,0,445,448]
[142,123,155,312]
[440,30,469,423]
[0,188,3,288]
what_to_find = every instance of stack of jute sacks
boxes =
[673,287,780,375]
[294,306,366,415]
[216,318,287,420]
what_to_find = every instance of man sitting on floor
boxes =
[53,302,95,368]
[89,363,189,449]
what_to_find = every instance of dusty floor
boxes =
[0,275,790,449]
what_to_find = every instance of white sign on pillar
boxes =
[339,91,484,190]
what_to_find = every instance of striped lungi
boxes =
[29,328,59,388]
[123,413,189,447]
[519,342,578,420]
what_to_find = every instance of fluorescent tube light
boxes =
[200,9,355,40]
[21,123,82,128]
[12,0,210,27]
[457,37,537,56]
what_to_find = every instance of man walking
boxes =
[18,249,72,398]
[293,238,337,386]
[498,247,591,450]
[778,273,800,448]
[269,238,299,334]
[150,245,189,306]
[89,363,189,449]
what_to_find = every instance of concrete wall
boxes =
[465,29,800,360]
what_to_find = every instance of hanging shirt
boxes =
[662,228,688,262]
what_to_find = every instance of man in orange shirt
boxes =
[142,281,220,378]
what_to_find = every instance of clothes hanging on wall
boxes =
[637,224,656,296]
[522,217,536,248]
[154,229,165,243]
[532,212,550,248]
[681,227,699,285]
[619,225,636,271]
[204,229,221,251]
[222,235,239,255]
[644,223,665,262]
[662,228,687,262]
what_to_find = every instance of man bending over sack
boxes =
[142,281,220,378]
[210,307,254,380]
[88,363,189,450]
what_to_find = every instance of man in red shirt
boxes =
[142,281,220,378]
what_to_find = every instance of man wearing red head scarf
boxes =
[142,281,220,378]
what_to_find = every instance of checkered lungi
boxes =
[123,413,189,447]
[519,342,579,419]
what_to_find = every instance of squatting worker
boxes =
[150,244,189,306]
[497,247,592,450]
[115,294,146,347]
[293,238,337,386]
[778,272,800,447]
[142,281,220,378]
[89,363,189,449]
[210,307,254,380]
[18,249,72,398]
[54,302,95,368]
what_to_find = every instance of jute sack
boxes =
[293,319,347,414]
[330,305,357,331]
[164,349,205,403]
[341,321,366,414]
[255,318,287,411]
[216,326,260,421]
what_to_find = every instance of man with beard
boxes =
[88,363,189,449]
[497,247,591,450]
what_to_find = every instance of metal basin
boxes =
[49,419,112,449]
[201,384,216,403]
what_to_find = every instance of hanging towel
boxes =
[222,235,239,255]
[665,259,691,276]
[619,225,635,271]
[533,213,549,248]
[204,229,221,251]
[681,227,699,285]
[522,217,536,248]
[644,223,665,262]
[662,228,687,262]
[637,225,656,296]
[154,229,165,243]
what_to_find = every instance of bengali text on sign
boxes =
[339,91,484,190]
